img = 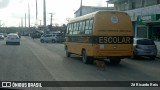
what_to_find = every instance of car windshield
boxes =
[56,35,62,37]
[45,35,52,37]
[137,39,155,45]
[8,34,18,37]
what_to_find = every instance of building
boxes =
[74,6,114,17]
[108,0,160,40]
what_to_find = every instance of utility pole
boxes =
[28,3,31,29]
[48,13,54,26]
[39,20,42,30]
[36,0,38,26]
[80,0,82,16]
[19,22,21,28]
[43,0,47,33]
[21,17,23,28]
[106,1,109,7]
[25,13,27,28]
[39,20,42,26]
[43,0,46,27]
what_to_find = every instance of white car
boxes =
[0,33,4,39]
[6,33,20,45]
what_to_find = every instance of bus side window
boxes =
[81,21,85,34]
[69,24,73,35]
[85,19,93,34]
[71,24,74,34]
[79,21,85,34]
[76,22,80,34]
[85,20,90,34]
[73,23,77,35]
[79,22,83,34]
[66,24,70,34]
[89,19,93,30]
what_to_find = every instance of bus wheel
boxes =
[131,52,136,59]
[110,58,121,64]
[65,47,71,57]
[82,50,93,64]
[150,56,156,60]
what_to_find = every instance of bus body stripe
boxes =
[66,36,133,44]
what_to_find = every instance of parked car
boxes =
[0,33,5,39]
[31,31,43,39]
[6,33,20,45]
[132,38,157,60]
[40,34,59,43]
[3,33,8,37]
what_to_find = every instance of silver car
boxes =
[132,38,157,60]
[6,33,20,45]
[40,34,59,43]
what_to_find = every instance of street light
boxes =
[48,13,55,26]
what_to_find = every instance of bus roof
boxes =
[68,10,128,23]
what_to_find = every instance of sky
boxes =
[0,0,111,27]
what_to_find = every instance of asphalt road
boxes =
[0,36,160,90]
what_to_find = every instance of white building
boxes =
[74,6,114,17]
[108,0,160,40]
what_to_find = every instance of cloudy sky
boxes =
[0,0,110,27]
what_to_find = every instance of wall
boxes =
[145,0,157,6]
[126,4,160,21]
[114,0,158,11]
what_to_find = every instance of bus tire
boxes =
[150,56,156,60]
[110,58,121,64]
[65,47,71,57]
[131,52,137,59]
[82,50,93,64]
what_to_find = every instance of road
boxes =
[0,36,160,90]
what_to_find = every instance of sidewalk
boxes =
[155,41,160,58]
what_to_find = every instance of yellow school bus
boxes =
[64,10,133,64]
